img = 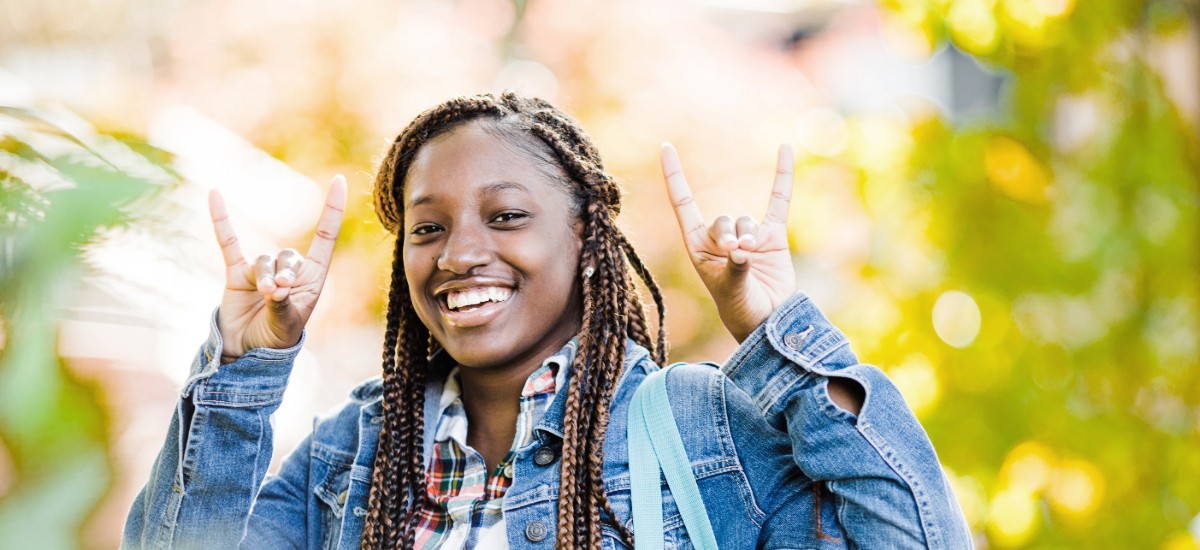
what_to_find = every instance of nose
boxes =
[436,224,492,274]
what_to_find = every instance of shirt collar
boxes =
[434,338,579,439]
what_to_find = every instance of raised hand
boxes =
[661,143,798,343]
[208,175,347,362]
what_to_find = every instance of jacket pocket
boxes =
[601,486,696,550]
[601,515,692,550]
[312,458,351,550]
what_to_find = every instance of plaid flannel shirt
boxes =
[411,340,575,549]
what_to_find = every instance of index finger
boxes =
[763,143,795,224]
[208,189,246,267]
[305,174,347,268]
[660,143,707,240]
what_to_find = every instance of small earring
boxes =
[583,265,595,279]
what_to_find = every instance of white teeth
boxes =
[445,287,512,311]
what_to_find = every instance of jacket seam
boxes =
[716,375,766,527]
[857,422,936,548]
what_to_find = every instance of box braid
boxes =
[365,92,667,549]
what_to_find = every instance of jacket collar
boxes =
[361,338,655,452]
[530,338,652,443]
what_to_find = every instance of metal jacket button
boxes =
[784,326,813,350]
[525,520,548,542]
[533,446,557,466]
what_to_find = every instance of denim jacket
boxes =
[122,293,972,549]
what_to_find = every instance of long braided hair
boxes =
[364,92,667,549]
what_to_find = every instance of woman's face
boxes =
[402,121,584,374]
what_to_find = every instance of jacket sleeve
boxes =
[121,309,307,550]
[721,293,973,549]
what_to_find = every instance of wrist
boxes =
[720,310,765,344]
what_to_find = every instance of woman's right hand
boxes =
[207,175,347,362]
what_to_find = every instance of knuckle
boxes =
[255,254,273,265]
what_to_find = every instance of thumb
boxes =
[727,248,752,274]
[714,250,752,296]
[265,291,304,346]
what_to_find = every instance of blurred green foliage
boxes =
[829,0,1200,546]
[0,105,178,548]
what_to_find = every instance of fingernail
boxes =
[740,235,757,246]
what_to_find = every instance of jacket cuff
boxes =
[740,292,859,371]
[181,307,306,407]
[721,292,861,421]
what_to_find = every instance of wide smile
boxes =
[435,285,514,328]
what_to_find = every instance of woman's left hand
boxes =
[660,143,798,343]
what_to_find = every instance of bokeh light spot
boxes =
[985,135,1051,204]
[849,114,914,179]
[1162,532,1200,550]
[988,488,1040,546]
[947,0,1000,56]
[1001,441,1056,492]
[933,290,982,348]
[1002,0,1050,46]
[889,354,941,415]
[1047,459,1105,519]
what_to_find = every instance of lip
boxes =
[432,276,516,329]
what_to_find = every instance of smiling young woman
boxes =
[122,92,971,550]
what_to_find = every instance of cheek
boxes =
[402,247,437,320]
[526,232,580,277]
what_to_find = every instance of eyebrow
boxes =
[406,180,531,210]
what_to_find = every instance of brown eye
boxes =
[411,223,442,236]
[491,211,529,224]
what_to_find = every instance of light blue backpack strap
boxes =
[628,378,664,550]
[642,364,719,550]
[627,365,719,550]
